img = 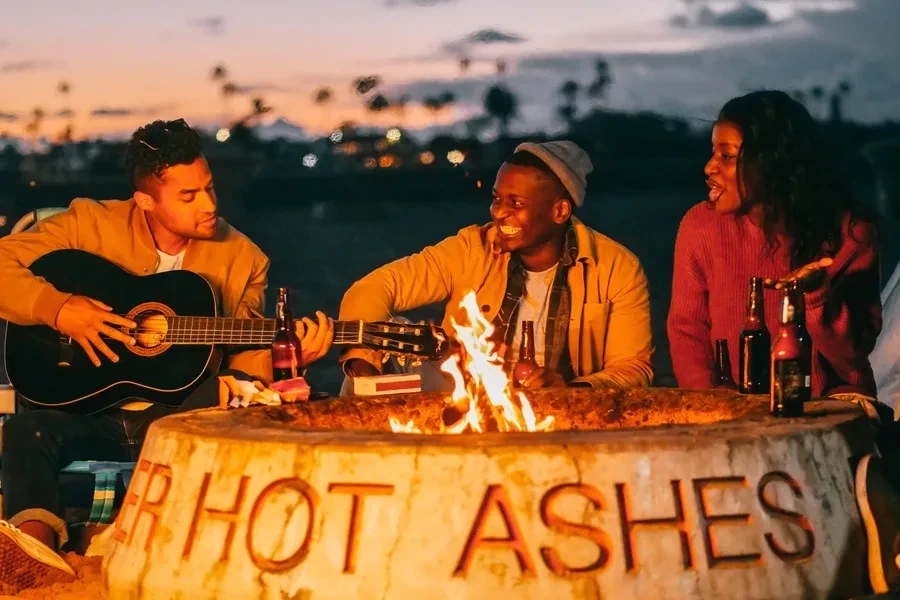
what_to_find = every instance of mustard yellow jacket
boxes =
[0,198,273,383]
[339,217,654,388]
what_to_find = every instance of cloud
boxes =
[232,82,290,94]
[388,0,900,134]
[0,112,19,122]
[90,105,177,118]
[1,60,59,73]
[187,16,225,36]
[671,3,774,30]
[383,0,456,5]
[442,28,526,54]
[0,39,7,48]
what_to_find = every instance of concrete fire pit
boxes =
[101,388,874,599]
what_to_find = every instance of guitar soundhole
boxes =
[126,302,175,357]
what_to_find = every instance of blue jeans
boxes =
[0,369,247,546]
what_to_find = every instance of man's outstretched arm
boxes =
[338,228,474,373]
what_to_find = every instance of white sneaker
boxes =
[0,519,75,590]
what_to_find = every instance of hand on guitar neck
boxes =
[55,295,138,367]
[294,311,335,368]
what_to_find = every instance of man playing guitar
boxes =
[0,119,334,588]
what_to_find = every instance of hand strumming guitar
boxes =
[55,295,137,366]
[295,311,334,368]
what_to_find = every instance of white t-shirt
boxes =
[155,249,185,273]
[510,264,557,366]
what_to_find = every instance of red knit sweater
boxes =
[667,202,881,398]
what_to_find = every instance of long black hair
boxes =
[718,90,870,267]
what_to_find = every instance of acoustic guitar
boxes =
[4,249,448,414]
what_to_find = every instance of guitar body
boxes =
[4,250,220,415]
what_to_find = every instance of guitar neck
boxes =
[161,316,363,346]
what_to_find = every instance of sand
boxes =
[0,553,102,599]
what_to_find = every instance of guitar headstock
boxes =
[361,321,449,362]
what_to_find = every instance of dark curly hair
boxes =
[124,119,204,191]
[719,90,871,267]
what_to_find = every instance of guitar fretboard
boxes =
[144,317,365,345]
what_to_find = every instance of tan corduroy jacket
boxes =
[0,198,273,383]
[339,217,654,388]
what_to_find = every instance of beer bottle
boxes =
[770,283,811,417]
[271,287,302,382]
[714,338,737,389]
[512,320,539,388]
[738,277,770,394]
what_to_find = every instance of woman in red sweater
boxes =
[667,90,882,403]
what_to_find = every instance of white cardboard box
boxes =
[352,374,422,396]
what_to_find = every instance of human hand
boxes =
[55,295,137,366]
[764,257,833,292]
[519,366,567,389]
[346,358,381,378]
[294,310,334,367]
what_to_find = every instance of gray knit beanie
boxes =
[514,140,593,207]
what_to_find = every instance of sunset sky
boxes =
[1,0,896,140]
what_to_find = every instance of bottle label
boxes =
[772,359,811,405]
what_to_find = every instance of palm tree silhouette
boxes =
[587,58,612,109]
[211,65,233,124]
[484,85,517,138]
[57,81,73,141]
[558,80,579,130]
[314,87,335,131]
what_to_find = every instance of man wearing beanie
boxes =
[338,140,653,390]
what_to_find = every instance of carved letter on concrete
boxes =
[454,484,537,577]
[246,478,319,573]
[328,483,395,574]
[182,473,251,562]
[757,471,815,562]
[692,476,762,568]
[616,480,695,573]
[113,458,152,544]
[539,483,612,578]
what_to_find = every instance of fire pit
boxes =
[101,388,874,600]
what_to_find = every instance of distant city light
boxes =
[420,151,435,165]
[330,130,343,143]
[375,139,389,152]
[386,128,401,143]
[215,128,231,143]
[363,157,377,169]
[447,150,465,165]
[302,153,318,168]
[379,155,396,168]
[0,215,6,228]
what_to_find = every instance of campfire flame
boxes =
[390,292,555,434]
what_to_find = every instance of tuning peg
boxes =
[381,354,391,364]
[411,359,422,367]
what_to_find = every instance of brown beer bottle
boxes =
[770,283,811,417]
[738,277,770,393]
[271,287,302,382]
[714,338,737,389]
[512,320,539,388]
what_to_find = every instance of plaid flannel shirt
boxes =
[492,222,578,381]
